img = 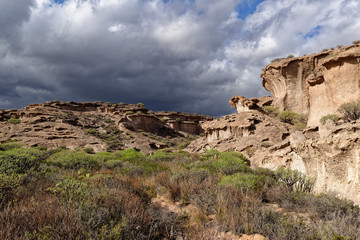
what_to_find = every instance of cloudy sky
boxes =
[0,0,359,116]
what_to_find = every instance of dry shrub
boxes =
[0,193,82,239]
[155,171,181,202]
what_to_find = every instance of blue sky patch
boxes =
[54,0,66,4]
[235,0,265,19]
[304,25,324,40]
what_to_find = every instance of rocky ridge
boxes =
[0,100,212,153]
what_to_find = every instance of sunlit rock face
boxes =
[261,44,360,126]
[229,95,272,113]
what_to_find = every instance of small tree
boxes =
[337,100,360,121]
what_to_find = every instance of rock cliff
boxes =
[252,120,360,205]
[261,43,360,126]
[0,101,212,153]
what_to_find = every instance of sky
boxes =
[0,0,359,117]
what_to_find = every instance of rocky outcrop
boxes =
[251,120,360,205]
[261,43,360,126]
[187,108,360,204]
[229,96,272,113]
[186,111,291,154]
[0,101,212,153]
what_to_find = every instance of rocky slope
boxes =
[262,43,360,126]
[0,100,212,153]
[187,105,360,204]
[187,43,360,205]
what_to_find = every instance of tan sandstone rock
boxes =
[261,44,360,126]
[0,101,211,153]
[229,96,272,113]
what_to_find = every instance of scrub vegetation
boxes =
[0,142,359,239]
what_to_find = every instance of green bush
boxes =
[200,149,221,161]
[337,100,360,121]
[104,159,123,169]
[261,141,271,148]
[0,148,45,174]
[114,149,144,162]
[287,54,294,58]
[48,150,99,170]
[121,160,168,176]
[94,152,118,163]
[263,105,279,116]
[277,110,307,129]
[0,141,22,151]
[212,152,251,175]
[47,177,90,205]
[7,118,20,124]
[274,168,315,193]
[147,150,189,162]
[83,147,94,154]
[320,114,339,125]
[219,173,267,192]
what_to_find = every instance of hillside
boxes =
[0,100,212,153]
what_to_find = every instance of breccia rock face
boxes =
[262,44,360,126]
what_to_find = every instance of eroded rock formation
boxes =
[186,111,291,154]
[252,120,360,204]
[229,96,272,113]
[261,43,360,126]
[0,101,212,153]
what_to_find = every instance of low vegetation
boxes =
[263,106,307,130]
[337,99,360,122]
[320,114,339,125]
[1,143,359,239]
[7,118,20,125]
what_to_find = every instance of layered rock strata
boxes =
[0,101,212,153]
[261,43,360,126]
[252,120,360,205]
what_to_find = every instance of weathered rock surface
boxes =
[0,101,212,153]
[190,101,360,204]
[186,111,291,155]
[252,120,360,204]
[261,43,360,126]
[229,95,272,113]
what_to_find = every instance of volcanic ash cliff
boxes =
[262,43,360,126]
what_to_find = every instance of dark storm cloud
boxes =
[0,0,359,116]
